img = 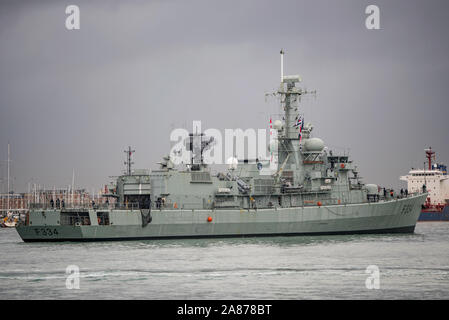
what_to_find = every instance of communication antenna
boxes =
[425,147,435,171]
[124,146,135,175]
[280,49,284,83]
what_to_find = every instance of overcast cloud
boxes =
[1,0,448,193]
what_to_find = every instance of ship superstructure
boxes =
[401,147,448,206]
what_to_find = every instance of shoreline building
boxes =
[0,188,111,215]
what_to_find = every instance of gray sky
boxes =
[1,0,449,193]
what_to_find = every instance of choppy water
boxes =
[0,223,448,299]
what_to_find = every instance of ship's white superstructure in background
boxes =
[401,147,449,206]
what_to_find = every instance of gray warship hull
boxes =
[16,193,426,242]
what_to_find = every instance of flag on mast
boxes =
[293,115,303,129]
[293,115,304,141]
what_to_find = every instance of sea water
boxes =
[0,222,448,299]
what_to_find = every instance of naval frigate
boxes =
[16,51,427,242]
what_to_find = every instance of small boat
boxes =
[1,214,18,228]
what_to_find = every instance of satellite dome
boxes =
[273,120,283,130]
[303,138,324,152]
[365,184,378,195]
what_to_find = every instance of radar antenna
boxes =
[186,133,215,170]
[280,49,284,83]
[124,146,135,175]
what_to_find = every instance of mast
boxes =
[277,50,302,139]
[425,147,435,171]
[276,50,303,174]
[273,50,316,185]
[280,49,284,83]
[124,146,135,175]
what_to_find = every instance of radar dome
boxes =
[303,138,324,152]
[365,184,378,195]
[226,157,238,170]
[273,120,283,130]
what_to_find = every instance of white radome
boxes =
[304,137,324,152]
[226,157,238,170]
[273,120,283,130]
[365,184,378,195]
